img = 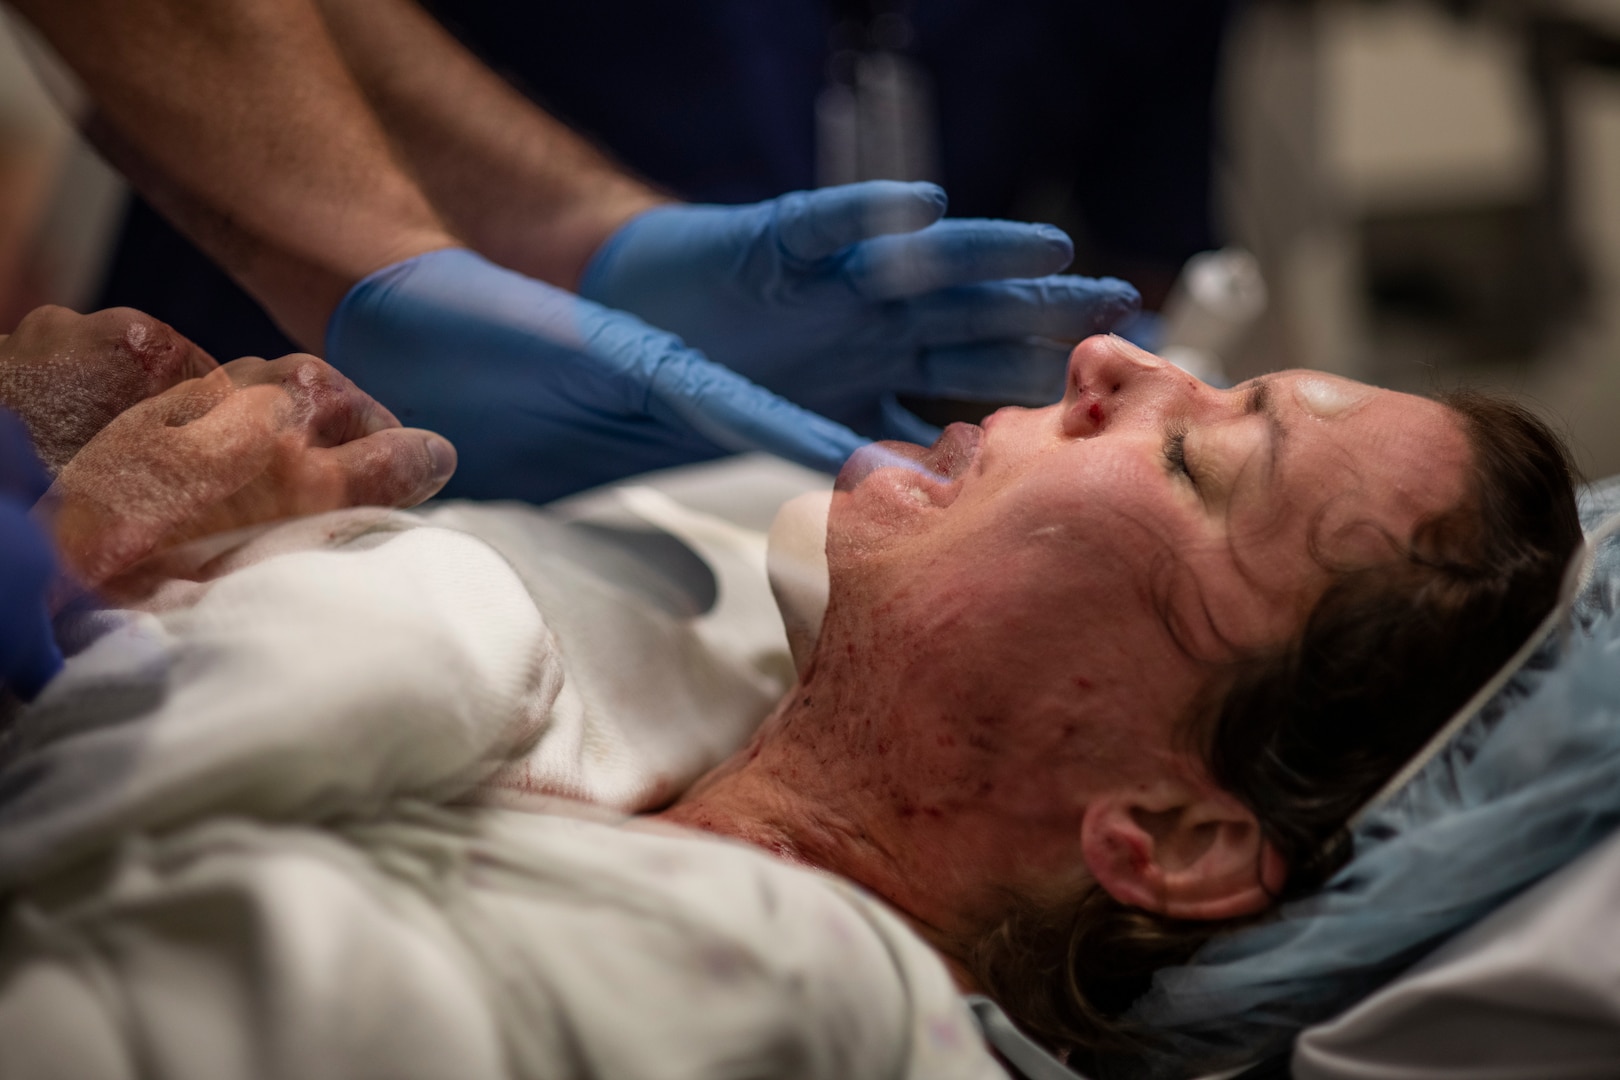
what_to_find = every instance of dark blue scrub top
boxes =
[97,0,1231,362]
[0,408,63,700]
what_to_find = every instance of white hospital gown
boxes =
[0,462,1004,1080]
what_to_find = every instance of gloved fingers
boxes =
[311,428,457,511]
[908,276,1142,347]
[842,219,1074,300]
[775,181,947,263]
[642,347,867,474]
[916,339,1072,404]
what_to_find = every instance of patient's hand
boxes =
[0,306,220,471]
[44,354,457,587]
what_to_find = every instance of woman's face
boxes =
[820,335,1473,787]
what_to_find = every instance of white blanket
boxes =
[0,458,1003,1080]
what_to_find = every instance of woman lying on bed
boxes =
[0,311,1581,1080]
[657,331,1582,1073]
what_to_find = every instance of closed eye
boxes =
[1164,423,1196,488]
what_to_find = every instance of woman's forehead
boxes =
[1182,374,1471,650]
[1269,374,1469,507]
[1183,373,1464,538]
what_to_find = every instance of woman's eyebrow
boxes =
[1245,378,1270,416]
[1245,377,1286,482]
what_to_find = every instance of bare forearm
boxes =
[10,0,458,347]
[313,0,669,289]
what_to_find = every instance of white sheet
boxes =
[0,459,1003,1080]
[0,512,559,887]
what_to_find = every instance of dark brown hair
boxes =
[968,389,1584,1076]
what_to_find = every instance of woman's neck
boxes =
[656,689,900,876]
[653,687,979,980]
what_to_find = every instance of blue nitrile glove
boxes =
[0,408,62,700]
[325,248,867,502]
[580,181,1142,435]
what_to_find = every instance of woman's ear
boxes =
[1079,780,1287,921]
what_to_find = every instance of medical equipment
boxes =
[815,0,940,187]
[1156,248,1267,388]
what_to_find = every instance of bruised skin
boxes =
[0,306,220,472]
[45,353,457,592]
[660,334,1473,965]
[0,304,460,592]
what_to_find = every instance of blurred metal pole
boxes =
[1524,11,1596,324]
[815,0,940,186]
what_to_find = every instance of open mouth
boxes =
[837,422,984,508]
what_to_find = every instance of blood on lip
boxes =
[1087,402,1104,425]
[924,422,985,482]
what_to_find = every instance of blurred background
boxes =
[1220,0,1620,481]
[2,0,1619,475]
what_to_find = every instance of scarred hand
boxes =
[43,354,457,587]
[0,305,220,472]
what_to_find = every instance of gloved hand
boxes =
[0,408,62,700]
[325,248,866,502]
[580,181,1141,435]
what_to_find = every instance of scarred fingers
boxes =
[216,354,403,446]
[314,428,457,511]
[0,305,220,470]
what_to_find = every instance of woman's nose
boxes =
[1063,335,1187,433]
[1066,334,1169,397]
